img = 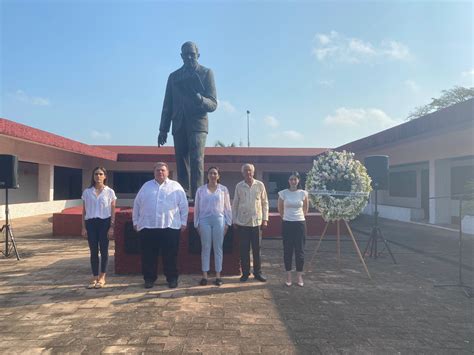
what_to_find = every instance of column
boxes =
[429,158,451,224]
[38,164,54,202]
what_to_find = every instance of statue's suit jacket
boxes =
[160,64,217,135]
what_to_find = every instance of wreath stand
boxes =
[308,218,371,279]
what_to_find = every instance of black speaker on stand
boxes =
[0,154,20,260]
[363,155,396,264]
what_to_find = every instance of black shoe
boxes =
[254,274,267,282]
[240,274,249,282]
[168,280,178,288]
[214,278,223,286]
[199,278,208,286]
[144,281,154,289]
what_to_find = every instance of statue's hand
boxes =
[194,92,203,105]
[158,132,167,146]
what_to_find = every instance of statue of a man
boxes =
[158,41,217,199]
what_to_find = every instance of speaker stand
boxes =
[434,196,472,298]
[1,189,20,260]
[363,188,397,264]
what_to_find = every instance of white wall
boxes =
[0,199,82,221]
[363,203,424,222]
[462,216,474,235]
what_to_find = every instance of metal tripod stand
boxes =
[363,187,397,264]
[1,188,20,260]
[434,194,472,298]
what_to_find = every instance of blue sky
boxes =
[1,0,472,148]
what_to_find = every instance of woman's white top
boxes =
[278,189,308,221]
[82,186,117,220]
[194,184,232,228]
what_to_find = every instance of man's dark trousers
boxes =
[173,129,207,199]
[140,228,180,283]
[237,225,262,276]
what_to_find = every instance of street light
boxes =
[246,110,250,147]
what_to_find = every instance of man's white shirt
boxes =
[133,178,188,231]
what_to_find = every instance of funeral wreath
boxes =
[305,150,372,221]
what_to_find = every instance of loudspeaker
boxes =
[364,155,389,190]
[0,155,19,189]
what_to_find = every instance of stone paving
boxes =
[0,214,472,354]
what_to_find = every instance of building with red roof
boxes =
[1,99,473,232]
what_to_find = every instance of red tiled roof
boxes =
[96,145,328,164]
[0,117,327,163]
[97,145,327,156]
[0,118,117,161]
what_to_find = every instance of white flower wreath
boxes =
[305,150,372,221]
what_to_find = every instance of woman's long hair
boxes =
[206,166,220,183]
[89,167,108,187]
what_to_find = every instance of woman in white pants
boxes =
[194,167,232,286]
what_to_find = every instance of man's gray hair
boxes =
[241,163,255,173]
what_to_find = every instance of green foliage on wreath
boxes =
[305,150,372,221]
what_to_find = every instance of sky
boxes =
[1,0,473,149]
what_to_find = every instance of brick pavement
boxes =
[0,214,472,354]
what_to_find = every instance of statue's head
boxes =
[181,41,200,69]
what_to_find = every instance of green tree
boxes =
[407,86,474,120]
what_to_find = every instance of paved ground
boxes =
[0,214,472,354]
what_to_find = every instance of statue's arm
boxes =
[199,69,217,113]
[159,75,173,134]
[158,75,173,146]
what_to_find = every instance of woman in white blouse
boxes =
[81,167,116,289]
[278,172,309,287]
[194,167,232,286]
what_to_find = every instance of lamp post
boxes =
[246,110,250,147]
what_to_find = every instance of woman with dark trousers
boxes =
[278,172,309,287]
[81,167,116,289]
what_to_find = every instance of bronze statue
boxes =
[158,41,217,199]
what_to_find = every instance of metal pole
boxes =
[458,196,463,285]
[246,110,250,147]
[5,188,9,256]
[374,188,378,228]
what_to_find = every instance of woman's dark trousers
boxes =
[85,217,111,276]
[282,220,306,272]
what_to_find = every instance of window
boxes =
[389,171,417,198]
[54,166,82,200]
[451,165,474,198]
[266,172,307,196]
[113,172,154,193]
